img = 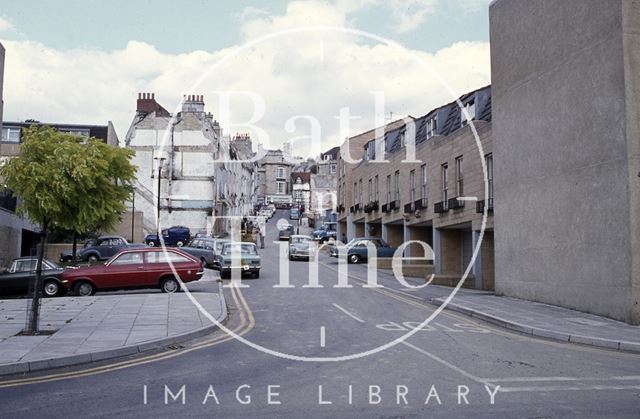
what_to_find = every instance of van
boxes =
[289,208,300,220]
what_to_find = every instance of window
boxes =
[386,175,391,204]
[485,153,494,202]
[394,171,400,204]
[276,181,286,194]
[110,252,144,265]
[426,116,437,139]
[330,163,336,174]
[410,170,416,206]
[146,250,192,264]
[398,131,406,147]
[358,180,363,205]
[420,164,427,205]
[456,156,464,196]
[461,101,476,126]
[338,184,342,205]
[374,175,379,203]
[368,179,372,203]
[442,163,449,203]
[276,166,285,179]
[1,127,21,143]
[353,182,358,204]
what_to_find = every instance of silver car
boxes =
[288,235,316,261]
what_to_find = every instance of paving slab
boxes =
[432,293,640,353]
[0,286,227,375]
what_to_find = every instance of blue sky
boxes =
[0,0,489,54]
[0,0,492,154]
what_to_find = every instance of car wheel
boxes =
[75,281,95,296]
[88,254,99,263]
[254,270,260,279]
[220,271,230,279]
[43,280,60,297]
[176,241,184,247]
[349,254,361,264]
[147,241,155,247]
[200,257,207,267]
[161,277,180,293]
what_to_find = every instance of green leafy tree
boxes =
[0,126,136,334]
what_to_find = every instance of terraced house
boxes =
[337,86,494,290]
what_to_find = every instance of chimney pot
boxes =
[152,93,155,99]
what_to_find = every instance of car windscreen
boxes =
[222,244,257,255]
[291,237,310,244]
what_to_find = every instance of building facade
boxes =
[125,93,221,235]
[490,0,640,323]
[310,146,338,216]
[0,120,120,265]
[256,149,295,205]
[338,86,495,290]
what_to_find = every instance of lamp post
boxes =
[131,188,135,242]
[154,157,167,235]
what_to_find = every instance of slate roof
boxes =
[362,85,492,157]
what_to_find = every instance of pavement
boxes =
[0,279,226,375]
[430,292,640,353]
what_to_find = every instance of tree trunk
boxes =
[26,220,48,334]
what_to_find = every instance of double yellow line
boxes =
[0,286,255,388]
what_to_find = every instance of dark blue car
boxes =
[145,226,191,247]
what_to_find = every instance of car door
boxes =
[103,251,147,289]
[0,260,31,294]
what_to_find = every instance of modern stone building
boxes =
[338,86,495,289]
[0,42,4,135]
[490,0,640,323]
[0,120,120,265]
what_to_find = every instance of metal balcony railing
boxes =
[434,201,448,213]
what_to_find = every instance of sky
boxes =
[0,0,492,156]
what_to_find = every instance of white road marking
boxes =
[484,375,640,383]
[498,385,640,393]
[401,341,494,388]
[320,326,326,348]
[332,303,365,323]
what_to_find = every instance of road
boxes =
[0,210,639,418]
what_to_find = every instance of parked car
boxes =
[145,226,191,247]
[211,239,230,270]
[278,224,295,241]
[329,237,397,264]
[180,237,226,268]
[0,257,66,297]
[313,222,338,243]
[288,235,316,261]
[60,236,146,263]
[218,242,261,279]
[60,248,204,296]
[289,208,300,220]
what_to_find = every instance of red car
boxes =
[61,248,204,296]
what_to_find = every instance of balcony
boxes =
[448,197,465,210]
[389,200,399,211]
[337,204,345,213]
[381,203,388,213]
[350,206,355,214]
[404,202,413,214]
[355,203,361,212]
[434,201,448,214]
[364,202,376,214]
[476,198,494,214]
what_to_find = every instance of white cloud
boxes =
[0,0,490,157]
[0,16,13,32]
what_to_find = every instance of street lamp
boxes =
[296,193,302,234]
[154,156,167,235]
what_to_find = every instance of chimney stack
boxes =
[136,92,169,116]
